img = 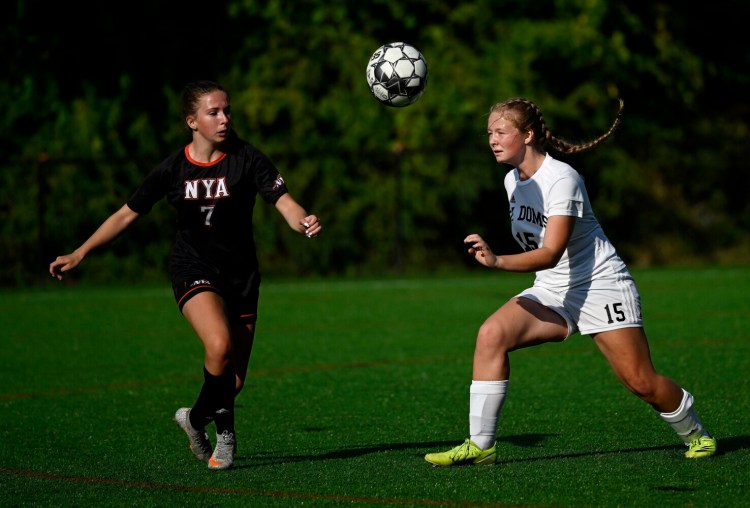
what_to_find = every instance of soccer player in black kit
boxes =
[49,81,322,470]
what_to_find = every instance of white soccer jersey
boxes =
[504,154,628,290]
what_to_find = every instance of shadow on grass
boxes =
[232,434,750,469]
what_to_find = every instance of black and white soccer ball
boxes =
[366,42,428,107]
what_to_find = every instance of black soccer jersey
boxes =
[127,132,288,282]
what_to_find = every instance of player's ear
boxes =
[523,129,535,145]
[186,116,198,131]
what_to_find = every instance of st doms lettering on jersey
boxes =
[509,195,547,252]
[510,196,548,228]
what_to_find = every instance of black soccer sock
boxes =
[212,368,236,435]
[190,367,237,433]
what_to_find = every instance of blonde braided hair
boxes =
[489,98,624,154]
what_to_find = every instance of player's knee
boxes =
[204,337,232,366]
[476,321,511,355]
[622,373,658,403]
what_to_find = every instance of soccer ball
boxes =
[366,42,428,107]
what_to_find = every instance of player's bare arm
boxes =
[465,215,575,273]
[274,193,322,238]
[49,204,140,279]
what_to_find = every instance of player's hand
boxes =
[464,234,497,268]
[302,215,322,238]
[49,253,82,280]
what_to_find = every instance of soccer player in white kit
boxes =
[425,98,716,466]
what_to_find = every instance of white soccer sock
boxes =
[469,380,508,450]
[659,389,708,443]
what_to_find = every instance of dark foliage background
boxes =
[2,0,748,286]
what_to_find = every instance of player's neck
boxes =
[188,139,225,164]
[516,151,547,180]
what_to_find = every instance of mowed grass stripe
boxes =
[0,468,517,507]
[0,355,466,401]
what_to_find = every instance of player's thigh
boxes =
[479,297,568,352]
[182,291,233,351]
[592,326,657,380]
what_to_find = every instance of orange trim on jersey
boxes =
[184,145,228,167]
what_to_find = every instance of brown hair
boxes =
[181,81,228,129]
[489,98,624,154]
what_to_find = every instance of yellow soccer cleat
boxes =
[685,435,717,459]
[425,439,497,467]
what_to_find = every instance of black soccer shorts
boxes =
[172,275,259,325]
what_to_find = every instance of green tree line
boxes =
[2,0,748,286]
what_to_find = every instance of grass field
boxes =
[1,267,748,507]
